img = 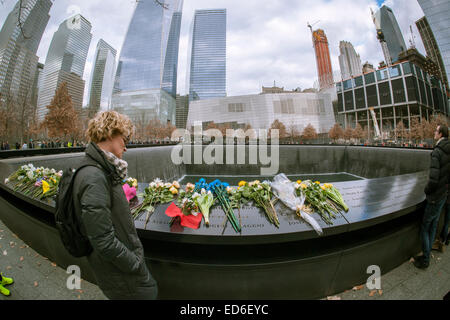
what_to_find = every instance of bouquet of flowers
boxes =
[123,177,138,188]
[270,174,323,235]
[228,185,249,210]
[122,177,138,203]
[295,180,341,225]
[208,180,241,233]
[132,178,180,228]
[322,183,349,212]
[176,183,198,216]
[238,180,280,228]
[5,164,62,200]
[192,188,215,226]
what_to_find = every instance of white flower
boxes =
[27,172,34,180]
[226,186,233,194]
[294,183,300,189]
[4,178,9,184]
[192,192,200,199]
[153,178,162,184]
[164,182,172,188]
[182,198,188,205]
[207,190,212,196]
[149,182,156,188]
[156,182,163,188]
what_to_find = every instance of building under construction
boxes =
[309,27,334,90]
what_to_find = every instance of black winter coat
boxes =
[425,138,450,203]
[72,143,157,299]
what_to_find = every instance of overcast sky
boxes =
[0,0,426,103]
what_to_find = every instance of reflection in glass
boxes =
[188,9,227,101]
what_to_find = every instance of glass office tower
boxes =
[187,9,227,101]
[37,14,92,121]
[88,39,117,117]
[418,0,450,105]
[372,5,407,65]
[112,0,183,125]
[0,0,52,104]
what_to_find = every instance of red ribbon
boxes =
[165,202,203,229]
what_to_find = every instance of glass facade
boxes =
[335,59,448,137]
[112,0,183,125]
[0,0,52,104]
[88,39,117,117]
[372,5,407,64]
[188,9,227,101]
[37,14,92,121]
[418,0,450,108]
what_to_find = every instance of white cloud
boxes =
[0,0,426,101]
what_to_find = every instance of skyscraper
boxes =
[88,39,117,118]
[371,5,407,66]
[0,0,52,105]
[338,41,362,80]
[112,0,183,125]
[37,14,92,121]
[187,9,227,101]
[417,0,450,101]
[312,29,334,90]
[416,16,449,95]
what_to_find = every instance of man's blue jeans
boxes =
[421,197,446,263]
[440,202,450,243]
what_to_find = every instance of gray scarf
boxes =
[101,149,128,181]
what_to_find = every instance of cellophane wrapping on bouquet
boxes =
[270,173,323,236]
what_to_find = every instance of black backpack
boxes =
[55,160,111,258]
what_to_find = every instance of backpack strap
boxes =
[73,162,115,205]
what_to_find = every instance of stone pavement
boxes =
[0,218,449,300]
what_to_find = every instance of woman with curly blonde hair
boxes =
[72,111,158,299]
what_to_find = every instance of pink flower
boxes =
[122,184,137,203]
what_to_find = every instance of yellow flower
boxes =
[254,180,261,185]
[169,186,178,195]
[297,180,302,185]
[300,184,307,190]
[238,181,247,187]
[42,180,50,194]
[315,181,320,185]
[321,186,326,191]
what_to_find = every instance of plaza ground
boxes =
[0,218,448,300]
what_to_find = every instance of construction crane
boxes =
[155,0,169,9]
[307,20,320,35]
[409,25,416,49]
[133,0,169,9]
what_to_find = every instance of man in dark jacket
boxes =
[414,125,450,269]
[73,111,158,299]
